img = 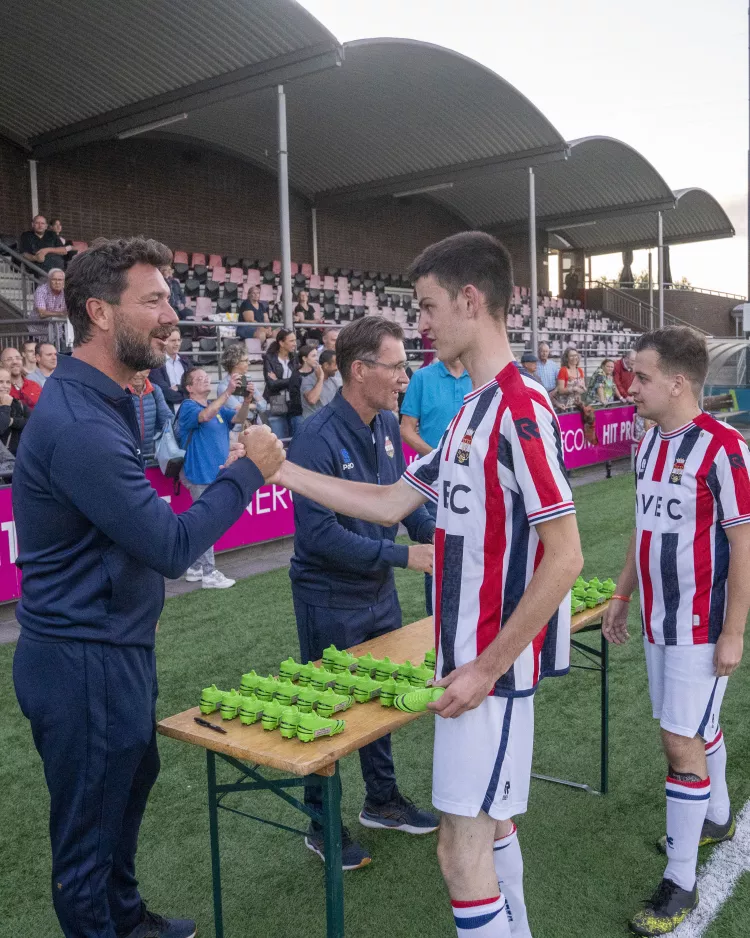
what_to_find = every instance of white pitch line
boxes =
[672,798,750,938]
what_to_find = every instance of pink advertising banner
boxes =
[0,404,634,605]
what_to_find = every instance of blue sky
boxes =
[301,0,747,297]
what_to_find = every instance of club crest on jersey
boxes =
[455,427,475,465]
[669,457,686,485]
[384,436,395,458]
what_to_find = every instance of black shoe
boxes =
[629,878,698,935]
[656,811,735,854]
[359,791,439,834]
[304,824,372,871]
[118,904,196,938]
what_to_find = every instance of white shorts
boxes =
[644,638,727,739]
[432,694,534,821]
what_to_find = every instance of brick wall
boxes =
[621,289,736,336]
[0,137,31,238]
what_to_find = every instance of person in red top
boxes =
[1,347,42,410]
[613,348,636,401]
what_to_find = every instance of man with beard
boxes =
[12,237,285,938]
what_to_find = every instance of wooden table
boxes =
[157,603,610,938]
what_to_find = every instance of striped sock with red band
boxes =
[452,895,510,937]
[664,774,711,891]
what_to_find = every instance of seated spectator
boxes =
[176,368,254,589]
[587,358,626,406]
[26,342,57,389]
[520,350,539,379]
[237,284,270,341]
[48,218,76,260]
[0,365,29,455]
[215,342,268,420]
[127,370,172,460]
[21,339,37,377]
[1,346,41,410]
[554,347,586,411]
[32,269,67,340]
[300,348,340,420]
[535,341,558,393]
[263,328,298,440]
[294,289,324,344]
[149,327,190,412]
[20,214,67,271]
[613,349,636,402]
[160,263,192,321]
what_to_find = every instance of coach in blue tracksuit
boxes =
[288,317,438,871]
[11,238,284,938]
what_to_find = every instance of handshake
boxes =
[224,426,286,482]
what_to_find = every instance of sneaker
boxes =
[201,570,235,590]
[304,824,372,871]
[628,878,698,935]
[657,811,735,854]
[184,565,202,582]
[359,791,439,834]
[118,903,196,938]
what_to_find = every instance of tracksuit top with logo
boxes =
[634,413,750,646]
[403,362,576,697]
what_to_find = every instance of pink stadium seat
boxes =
[192,253,206,267]
[337,290,350,305]
[272,260,281,275]
[301,263,313,278]
[351,290,364,306]
[195,297,213,320]
[244,338,263,355]
[211,266,226,283]
[229,267,244,284]
[246,268,261,287]
[290,262,299,276]
[337,277,349,293]
[173,250,189,265]
[259,284,274,302]
[323,275,335,291]
[309,274,322,290]
[365,292,377,307]
[208,254,222,268]
[310,302,321,319]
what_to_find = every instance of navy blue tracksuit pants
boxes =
[13,635,159,938]
[293,591,400,822]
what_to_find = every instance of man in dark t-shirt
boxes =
[19,215,66,271]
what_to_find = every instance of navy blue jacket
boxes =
[288,391,435,608]
[149,354,191,411]
[13,355,264,647]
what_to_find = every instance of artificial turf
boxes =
[2,472,750,937]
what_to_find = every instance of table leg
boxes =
[206,750,225,938]
[600,629,609,795]
[320,765,344,938]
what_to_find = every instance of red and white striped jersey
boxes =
[635,413,750,645]
[403,362,575,697]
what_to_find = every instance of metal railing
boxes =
[584,280,710,334]
[0,241,48,319]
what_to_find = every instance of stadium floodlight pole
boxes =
[277,84,293,331]
[311,207,319,275]
[529,167,539,354]
[657,211,664,328]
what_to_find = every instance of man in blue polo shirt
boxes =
[12,237,284,938]
[400,355,471,614]
[289,317,438,871]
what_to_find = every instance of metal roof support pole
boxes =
[529,167,538,353]
[277,85,293,331]
[657,211,664,328]
[29,160,39,218]
[311,207,319,275]
[648,251,654,329]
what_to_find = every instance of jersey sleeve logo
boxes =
[513,416,540,441]
[729,452,746,470]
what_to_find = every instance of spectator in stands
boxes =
[263,328,297,440]
[149,326,190,412]
[160,263,191,321]
[47,218,75,260]
[176,368,254,589]
[31,269,67,341]
[127,370,172,460]
[318,327,338,355]
[21,339,37,377]
[237,284,271,341]
[216,342,268,420]
[294,289,324,344]
[19,215,67,271]
[535,341,558,392]
[554,346,586,411]
[26,342,57,389]
[564,266,580,300]
[587,358,627,406]
[1,347,41,410]
[613,348,637,402]
[400,354,471,615]
[520,350,539,378]
[0,366,29,455]
[299,348,340,420]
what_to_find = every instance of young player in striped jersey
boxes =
[603,327,750,936]
[274,232,583,938]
